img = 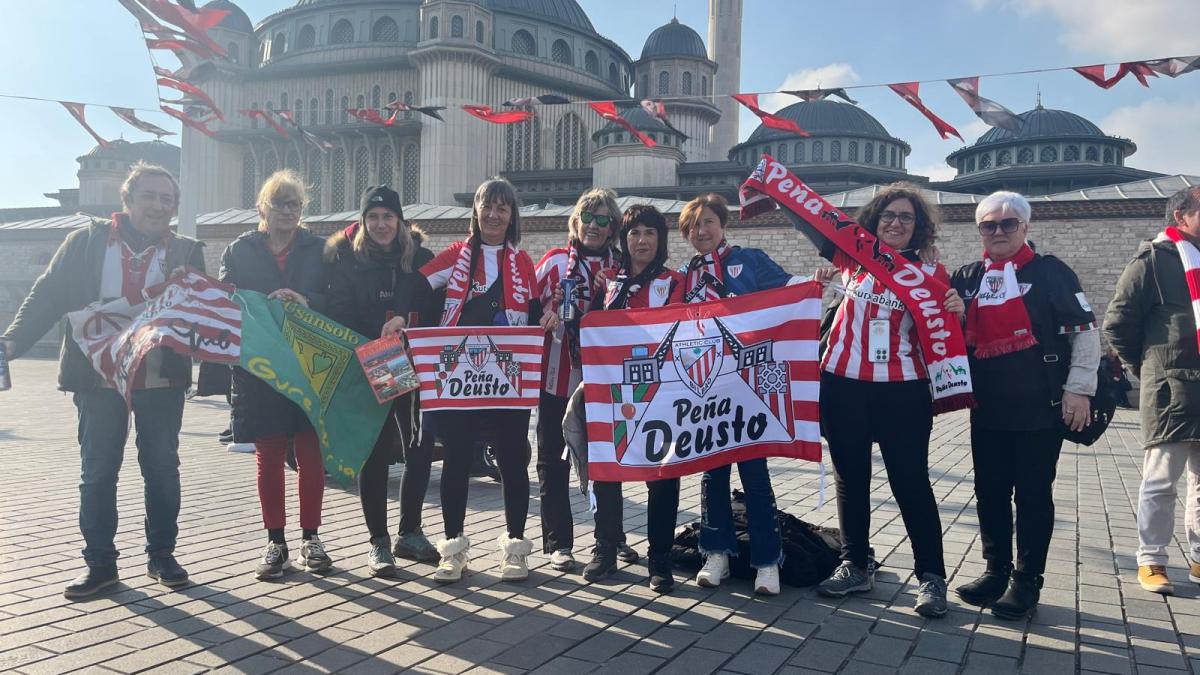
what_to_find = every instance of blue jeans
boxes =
[74,387,185,568]
[699,457,783,568]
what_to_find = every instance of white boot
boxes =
[434,535,470,584]
[498,535,534,582]
[696,552,730,588]
[755,565,781,596]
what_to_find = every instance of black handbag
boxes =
[1041,350,1117,446]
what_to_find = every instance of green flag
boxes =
[235,290,389,486]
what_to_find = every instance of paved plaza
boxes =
[0,358,1198,674]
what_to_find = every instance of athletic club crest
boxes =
[673,337,724,396]
[727,264,743,278]
[436,335,519,394]
[986,275,1004,294]
[467,345,489,370]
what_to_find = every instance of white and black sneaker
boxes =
[818,560,873,597]
[300,536,333,574]
[255,541,289,580]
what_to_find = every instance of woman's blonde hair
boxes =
[256,170,308,232]
[568,187,621,254]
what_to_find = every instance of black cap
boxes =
[360,185,403,221]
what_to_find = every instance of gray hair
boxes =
[120,161,180,209]
[975,190,1031,224]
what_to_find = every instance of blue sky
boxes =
[0,0,1196,208]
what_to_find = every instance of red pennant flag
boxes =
[887,82,962,141]
[1073,64,1119,89]
[109,107,175,137]
[731,94,809,136]
[588,101,657,148]
[346,108,391,126]
[161,105,217,137]
[134,0,228,58]
[60,102,110,148]
[1116,61,1158,88]
[461,105,535,124]
[239,109,290,139]
[638,99,688,139]
[947,77,1022,133]
[157,76,223,120]
[146,36,220,61]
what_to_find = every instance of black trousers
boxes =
[820,372,946,579]
[592,478,680,559]
[359,409,434,543]
[398,415,435,536]
[970,426,1063,577]
[536,391,574,553]
[435,409,531,540]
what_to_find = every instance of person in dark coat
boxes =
[219,169,331,581]
[324,185,437,577]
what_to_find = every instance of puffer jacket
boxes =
[322,223,436,337]
[1104,235,1200,448]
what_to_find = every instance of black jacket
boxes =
[2,216,205,392]
[322,224,437,337]
[219,227,327,442]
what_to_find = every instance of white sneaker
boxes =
[549,548,575,571]
[499,535,534,581]
[434,535,470,584]
[696,553,730,588]
[227,443,256,454]
[755,565,781,595]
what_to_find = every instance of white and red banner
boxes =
[67,270,240,402]
[580,283,824,482]
[406,326,544,411]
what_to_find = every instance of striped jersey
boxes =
[535,246,619,397]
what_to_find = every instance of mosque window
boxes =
[1064,145,1079,161]
[641,74,649,97]
[831,140,841,162]
[297,24,316,49]
[812,141,823,162]
[609,63,619,86]
[1103,147,1114,164]
[979,153,992,169]
[450,16,464,38]
[794,142,804,162]
[552,40,573,65]
[505,120,541,171]
[309,97,318,126]
[378,144,394,187]
[585,51,599,75]
[555,113,586,170]
[307,151,322,214]
[402,91,414,120]
[701,75,709,97]
[996,149,1011,166]
[388,91,397,106]
[340,96,349,123]
[227,42,240,63]
[1039,146,1058,162]
[280,93,289,113]
[262,148,278,178]
[356,95,366,120]
[331,148,346,210]
[1085,145,1098,162]
[325,90,334,125]
[372,17,399,42]
[658,71,670,95]
[241,150,257,208]
[429,17,438,39]
[354,146,370,198]
[966,156,975,172]
[271,32,286,59]
[285,148,301,173]
[848,141,858,162]
[403,144,420,203]
[864,143,873,164]
[1018,147,1034,164]
[331,19,354,45]
[777,144,787,162]
[890,146,897,167]
[682,72,692,95]
[512,30,535,55]
[476,21,484,43]
[294,98,303,124]
[372,86,381,110]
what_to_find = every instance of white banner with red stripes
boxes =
[580,282,824,482]
[67,270,241,402]
[406,326,544,411]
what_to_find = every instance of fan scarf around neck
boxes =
[684,240,731,303]
[437,237,530,327]
[966,243,1039,358]
[1161,226,1200,348]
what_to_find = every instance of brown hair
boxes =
[120,161,180,210]
[468,177,521,245]
[854,182,940,251]
[255,170,308,232]
[678,193,729,238]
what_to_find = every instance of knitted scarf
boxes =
[432,238,530,327]
[965,243,1039,358]
[1161,226,1200,347]
[684,240,731,303]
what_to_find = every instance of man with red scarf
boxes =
[1106,185,1200,596]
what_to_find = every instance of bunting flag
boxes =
[731,94,809,136]
[1073,64,1126,89]
[345,107,391,126]
[60,102,110,148]
[782,88,858,105]
[384,100,447,122]
[504,94,570,107]
[145,36,222,61]
[947,77,1022,132]
[161,105,217,137]
[156,73,223,120]
[639,100,688,139]
[461,105,535,124]
[276,110,334,151]
[1144,55,1200,77]
[239,109,289,139]
[588,101,657,148]
[887,82,963,141]
[110,106,175,137]
[133,0,229,58]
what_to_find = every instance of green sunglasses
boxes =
[580,211,612,227]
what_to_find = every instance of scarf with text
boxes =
[1160,226,1200,348]
[965,243,1039,358]
[684,240,732,303]
[740,155,974,413]
[432,239,530,327]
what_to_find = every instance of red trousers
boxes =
[255,430,323,531]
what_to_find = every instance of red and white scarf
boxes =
[100,215,170,303]
[1161,226,1200,346]
[421,238,532,327]
[684,240,731,303]
[564,243,617,317]
[966,243,1039,358]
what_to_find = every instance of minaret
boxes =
[707,0,742,161]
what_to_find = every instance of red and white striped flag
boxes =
[406,326,544,411]
[67,271,240,403]
[580,283,824,482]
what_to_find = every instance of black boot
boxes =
[992,571,1041,620]
[63,565,120,600]
[955,563,1012,607]
[648,556,675,594]
[582,545,618,582]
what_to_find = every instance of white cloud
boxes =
[972,0,1200,59]
[911,161,958,182]
[1100,98,1200,176]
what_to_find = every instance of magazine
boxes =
[355,334,419,404]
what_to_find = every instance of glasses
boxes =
[270,199,304,213]
[879,211,915,225]
[978,218,1022,235]
[580,211,612,227]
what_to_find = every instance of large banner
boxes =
[406,326,544,411]
[580,282,823,481]
[68,270,240,401]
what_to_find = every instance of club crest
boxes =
[986,275,1004,294]
[727,264,743,279]
[467,345,489,370]
[672,337,724,397]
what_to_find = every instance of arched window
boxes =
[402,144,420,203]
[681,72,693,95]
[1018,147,1034,164]
[294,98,303,125]
[331,148,346,210]
[308,150,323,214]
[997,149,1012,166]
[372,86,381,110]
[297,24,316,49]
[555,113,585,169]
[340,95,349,123]
[309,97,318,126]
[505,119,541,170]
[227,42,240,63]
[551,40,572,65]
[429,16,438,39]
[777,143,787,162]
[1103,147,1114,164]
[880,145,888,166]
[330,19,354,45]
[241,149,256,208]
[378,144,394,187]
[890,146,897,167]
[658,71,670,95]
[794,142,804,162]
[356,95,365,119]
[831,140,841,162]
[271,32,286,59]
[262,148,278,178]
[641,74,649,97]
[702,76,709,97]
[1040,146,1058,163]
[285,147,301,172]
[812,141,823,162]
[511,29,535,55]
[403,91,414,120]
[979,153,992,169]
[1064,145,1079,161]
[354,146,369,201]
[325,89,334,125]
[280,93,289,113]
[848,140,858,162]
[967,156,976,172]
[372,17,399,42]
[864,143,873,164]
[608,63,619,86]
[1085,146,1099,162]
[476,20,484,43]
[450,15,463,38]
[584,51,599,75]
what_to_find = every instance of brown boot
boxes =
[1188,559,1200,585]
[1138,565,1173,595]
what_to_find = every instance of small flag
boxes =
[782,88,858,105]
[504,94,570,107]
[110,107,175,137]
[461,105,535,124]
[947,77,1022,133]
[588,101,657,148]
[731,94,809,136]
[887,82,962,141]
[60,102,110,148]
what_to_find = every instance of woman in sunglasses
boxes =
[533,188,630,573]
[950,191,1098,620]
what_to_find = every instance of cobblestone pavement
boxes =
[1,358,1198,674]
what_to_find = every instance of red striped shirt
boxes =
[535,247,619,397]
